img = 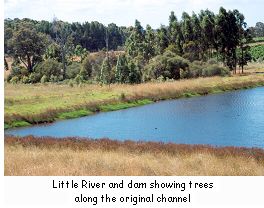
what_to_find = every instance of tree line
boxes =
[4,7,255,85]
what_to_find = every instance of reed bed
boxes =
[4,136,264,176]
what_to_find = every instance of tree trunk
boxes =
[241,46,244,74]
[27,55,32,73]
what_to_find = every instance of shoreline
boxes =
[5,74,264,129]
[5,135,264,176]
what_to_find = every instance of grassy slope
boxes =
[5,136,264,176]
[5,71,264,128]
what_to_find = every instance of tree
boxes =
[200,10,216,60]
[7,23,47,73]
[125,20,145,58]
[127,59,142,84]
[254,22,264,37]
[156,26,169,54]
[74,45,89,62]
[100,57,112,84]
[143,25,156,60]
[216,7,239,71]
[181,12,193,43]
[234,10,252,73]
[168,11,183,55]
[115,55,129,83]
[81,56,93,79]
[52,19,74,79]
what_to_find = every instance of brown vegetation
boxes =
[5,136,264,176]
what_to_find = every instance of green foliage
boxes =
[182,41,200,61]
[100,57,112,84]
[40,75,48,83]
[202,65,230,77]
[74,45,89,62]
[44,43,61,61]
[74,74,84,84]
[81,57,93,79]
[127,59,142,84]
[10,76,20,84]
[57,109,92,120]
[125,20,145,58]
[250,45,264,61]
[66,62,82,79]
[21,75,30,84]
[7,65,28,82]
[115,55,129,83]
[35,59,62,80]
[50,74,58,83]
[144,51,190,81]
[7,23,47,73]
[68,79,74,87]
[29,73,41,83]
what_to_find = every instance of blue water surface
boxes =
[6,87,264,148]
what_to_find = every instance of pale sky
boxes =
[4,0,264,28]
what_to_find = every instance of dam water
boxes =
[6,87,264,148]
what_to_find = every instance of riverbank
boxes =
[4,135,264,176]
[5,74,264,129]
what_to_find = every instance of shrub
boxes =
[10,76,20,84]
[50,74,58,83]
[207,58,218,65]
[81,57,93,79]
[40,75,48,83]
[35,59,62,80]
[144,52,190,81]
[66,62,82,79]
[21,76,30,84]
[29,72,41,83]
[74,74,84,84]
[68,80,74,87]
[202,65,230,77]
[7,65,28,82]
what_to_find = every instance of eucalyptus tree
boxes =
[143,24,156,60]
[7,22,47,73]
[216,7,239,71]
[125,20,145,58]
[52,19,74,78]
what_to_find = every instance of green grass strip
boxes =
[57,109,93,120]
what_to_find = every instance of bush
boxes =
[29,73,41,83]
[40,75,48,83]
[10,76,20,84]
[207,58,218,65]
[66,62,82,79]
[144,52,190,81]
[202,65,230,77]
[68,79,74,87]
[74,74,84,84]
[7,65,28,82]
[35,59,62,80]
[50,74,58,83]
[21,76,30,84]
[81,57,93,79]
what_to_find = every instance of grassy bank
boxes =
[5,73,264,129]
[4,136,264,176]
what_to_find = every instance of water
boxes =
[6,87,264,148]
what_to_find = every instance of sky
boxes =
[4,0,264,28]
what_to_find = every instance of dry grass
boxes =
[5,136,264,176]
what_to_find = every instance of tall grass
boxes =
[5,136,264,176]
[5,73,264,128]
